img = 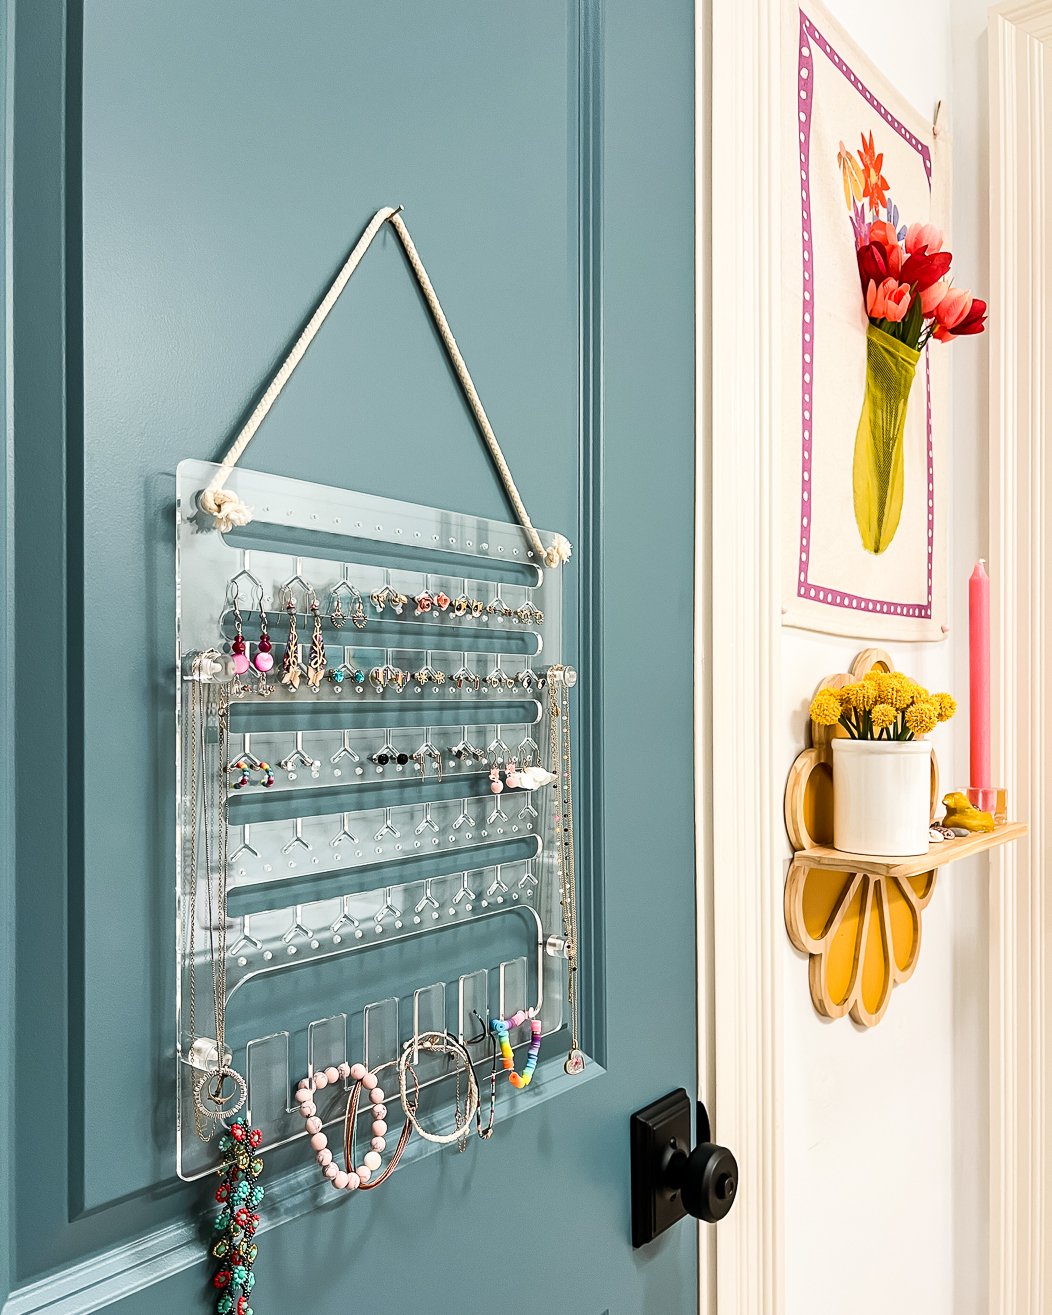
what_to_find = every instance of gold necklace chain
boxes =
[547,667,584,1075]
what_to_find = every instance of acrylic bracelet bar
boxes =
[490,1011,542,1088]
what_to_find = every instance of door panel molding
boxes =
[577,0,607,1069]
[988,6,1052,1312]
[0,0,12,1305]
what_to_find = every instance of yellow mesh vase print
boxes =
[852,324,920,555]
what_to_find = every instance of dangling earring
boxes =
[351,587,367,630]
[229,587,251,696]
[252,592,274,695]
[489,765,504,795]
[231,759,251,790]
[307,591,326,691]
[505,760,520,789]
[281,588,303,692]
[257,761,275,788]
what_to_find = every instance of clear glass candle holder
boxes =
[966,786,1008,825]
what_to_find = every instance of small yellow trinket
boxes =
[941,791,995,833]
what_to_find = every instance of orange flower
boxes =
[867,220,899,251]
[858,131,890,212]
[866,277,911,323]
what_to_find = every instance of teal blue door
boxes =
[2,2,698,1311]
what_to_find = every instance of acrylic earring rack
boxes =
[176,459,586,1181]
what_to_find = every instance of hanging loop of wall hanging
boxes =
[198,205,573,571]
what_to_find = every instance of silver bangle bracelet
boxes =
[397,1031,479,1144]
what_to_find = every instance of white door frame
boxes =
[988,5,1052,1312]
[700,4,1052,1311]
[698,1,784,1312]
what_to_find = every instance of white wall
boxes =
[780,4,993,1313]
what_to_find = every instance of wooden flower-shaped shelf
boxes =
[784,648,1026,1027]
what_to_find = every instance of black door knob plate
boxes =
[630,1088,739,1246]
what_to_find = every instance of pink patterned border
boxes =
[796,12,934,618]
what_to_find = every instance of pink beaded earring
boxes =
[252,591,274,696]
[229,587,251,697]
[489,765,504,794]
[230,592,249,667]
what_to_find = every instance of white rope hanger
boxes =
[199,205,572,570]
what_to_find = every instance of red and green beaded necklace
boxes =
[209,1117,264,1315]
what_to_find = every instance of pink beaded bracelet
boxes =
[293,1059,417,1193]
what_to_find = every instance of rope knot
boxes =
[543,534,573,570]
[200,487,253,534]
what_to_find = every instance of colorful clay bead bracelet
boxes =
[343,1059,420,1190]
[490,1011,542,1088]
[396,1031,479,1144]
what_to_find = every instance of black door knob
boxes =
[677,1140,739,1223]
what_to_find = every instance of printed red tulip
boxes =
[899,248,952,291]
[856,241,889,289]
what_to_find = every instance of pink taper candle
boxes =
[969,559,991,789]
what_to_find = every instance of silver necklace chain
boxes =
[187,674,238,1138]
[547,667,583,1074]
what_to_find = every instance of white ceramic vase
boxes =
[831,737,932,856]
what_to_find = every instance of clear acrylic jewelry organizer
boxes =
[176,459,585,1180]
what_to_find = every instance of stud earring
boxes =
[280,589,303,692]
[252,593,274,695]
[307,592,326,691]
[328,660,365,691]
[414,590,434,616]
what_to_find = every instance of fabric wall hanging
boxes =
[781,0,950,641]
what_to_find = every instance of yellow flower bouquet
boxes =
[810,673,955,742]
